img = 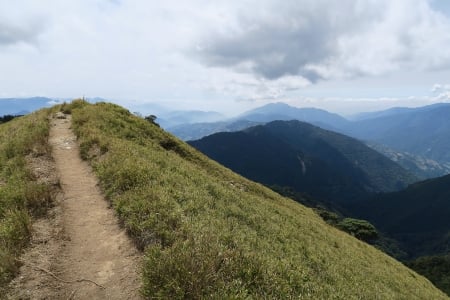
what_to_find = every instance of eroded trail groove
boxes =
[7,114,142,299]
[50,114,142,299]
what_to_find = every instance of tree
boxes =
[145,115,159,127]
[0,115,19,124]
[337,218,379,242]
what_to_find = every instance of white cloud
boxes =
[1,0,450,114]
[196,0,450,82]
[431,83,450,102]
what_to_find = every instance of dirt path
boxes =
[7,114,142,299]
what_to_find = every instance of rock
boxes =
[55,112,66,119]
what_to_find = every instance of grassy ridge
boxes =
[0,110,53,290]
[68,100,447,299]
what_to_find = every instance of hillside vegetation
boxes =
[61,100,448,299]
[0,110,54,291]
[407,254,450,296]
[190,120,417,206]
[351,174,450,258]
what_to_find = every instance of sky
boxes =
[1,0,450,116]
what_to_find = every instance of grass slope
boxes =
[0,110,54,291]
[66,100,447,299]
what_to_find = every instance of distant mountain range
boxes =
[340,104,450,165]
[349,103,450,121]
[238,102,349,129]
[170,102,450,179]
[168,102,350,140]
[367,142,450,179]
[168,119,261,141]
[0,97,57,115]
[0,97,108,116]
[156,110,225,128]
[189,120,417,208]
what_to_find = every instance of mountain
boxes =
[157,110,225,128]
[38,100,446,299]
[349,107,414,121]
[349,103,450,121]
[189,120,418,207]
[167,102,350,141]
[368,142,450,179]
[341,103,450,165]
[167,102,450,180]
[350,174,450,258]
[168,119,261,141]
[239,102,350,130]
[0,97,56,116]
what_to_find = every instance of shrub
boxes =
[337,218,379,242]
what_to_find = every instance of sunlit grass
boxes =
[0,110,53,290]
[68,100,447,299]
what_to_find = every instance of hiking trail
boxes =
[7,113,142,299]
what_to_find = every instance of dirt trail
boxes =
[7,114,142,299]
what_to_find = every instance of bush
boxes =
[337,218,379,242]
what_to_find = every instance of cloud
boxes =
[195,0,342,82]
[195,0,450,83]
[201,68,310,103]
[0,1,48,47]
[431,83,450,102]
[0,20,43,46]
[1,0,450,115]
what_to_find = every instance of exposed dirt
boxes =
[7,114,142,299]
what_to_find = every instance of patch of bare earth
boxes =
[6,114,142,299]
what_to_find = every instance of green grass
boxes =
[0,110,53,291]
[65,100,448,299]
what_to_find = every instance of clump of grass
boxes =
[0,109,53,291]
[67,101,448,299]
[24,183,54,217]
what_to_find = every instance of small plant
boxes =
[60,102,71,114]
[25,183,54,216]
[144,115,159,127]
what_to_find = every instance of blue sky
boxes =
[1,0,450,116]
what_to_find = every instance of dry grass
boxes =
[0,110,54,291]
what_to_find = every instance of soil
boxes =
[6,114,142,299]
